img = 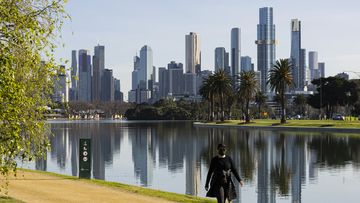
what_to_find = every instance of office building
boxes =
[256,7,276,93]
[318,62,325,78]
[78,49,92,102]
[241,56,252,72]
[215,47,226,72]
[53,65,69,103]
[158,67,169,98]
[184,73,197,96]
[102,69,114,102]
[290,19,301,91]
[185,32,201,74]
[92,45,105,102]
[299,48,307,89]
[114,78,123,102]
[70,50,77,101]
[231,28,241,79]
[168,61,184,96]
[309,51,318,81]
[139,45,153,90]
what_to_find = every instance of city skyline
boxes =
[57,0,360,99]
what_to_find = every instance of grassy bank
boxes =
[17,169,215,203]
[0,196,23,203]
[201,119,360,129]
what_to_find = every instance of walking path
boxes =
[3,170,173,203]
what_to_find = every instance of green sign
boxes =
[79,139,91,178]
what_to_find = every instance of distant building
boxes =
[215,47,226,72]
[256,7,276,94]
[132,56,140,90]
[114,78,123,102]
[184,73,197,96]
[231,28,241,80]
[241,56,252,72]
[70,50,77,101]
[139,45,153,90]
[93,45,105,102]
[309,51,319,81]
[299,48,307,89]
[102,69,114,102]
[53,65,69,103]
[290,19,302,91]
[78,49,92,102]
[158,67,169,98]
[168,61,184,96]
[185,32,201,74]
[318,62,325,78]
[128,90,137,103]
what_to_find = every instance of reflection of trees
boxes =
[238,131,255,181]
[309,135,360,167]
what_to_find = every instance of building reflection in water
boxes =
[45,122,360,203]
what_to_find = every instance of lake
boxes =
[21,120,360,202]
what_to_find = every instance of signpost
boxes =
[79,139,91,178]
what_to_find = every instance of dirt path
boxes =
[2,171,173,203]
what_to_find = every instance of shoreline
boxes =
[193,121,360,134]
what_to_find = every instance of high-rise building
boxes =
[185,32,201,74]
[318,62,325,78]
[290,19,301,91]
[231,28,241,79]
[168,61,184,96]
[184,73,197,96]
[102,69,114,102]
[139,45,153,90]
[241,56,252,72]
[92,45,105,102]
[215,47,226,72]
[299,49,307,89]
[309,51,318,81]
[53,65,69,103]
[78,49,92,102]
[158,67,169,98]
[256,7,276,93]
[132,56,140,90]
[70,50,78,101]
[114,78,123,102]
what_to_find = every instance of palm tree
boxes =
[212,69,232,121]
[255,91,267,119]
[238,71,258,123]
[199,75,215,121]
[267,59,293,124]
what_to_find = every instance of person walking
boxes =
[205,144,244,203]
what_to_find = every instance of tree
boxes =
[267,59,293,124]
[212,70,232,121]
[293,94,307,116]
[199,74,215,121]
[0,0,68,178]
[237,71,258,123]
[255,91,267,119]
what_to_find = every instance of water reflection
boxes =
[31,121,360,203]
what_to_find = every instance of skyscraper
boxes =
[318,62,325,78]
[241,56,252,72]
[290,19,301,91]
[215,47,226,72]
[78,49,92,102]
[168,61,184,96]
[185,32,201,74]
[92,45,105,102]
[309,51,318,81]
[231,28,241,79]
[158,67,169,98]
[256,7,276,93]
[132,56,140,90]
[299,49,307,88]
[102,69,114,102]
[70,50,77,101]
[139,45,153,90]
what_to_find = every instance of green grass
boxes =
[19,169,215,203]
[204,119,360,129]
[0,196,23,203]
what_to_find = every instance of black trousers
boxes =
[216,185,230,203]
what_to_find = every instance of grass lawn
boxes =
[0,197,23,203]
[204,119,360,129]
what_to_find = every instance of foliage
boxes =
[267,59,293,124]
[212,70,232,121]
[308,77,358,118]
[0,0,68,179]
[237,71,258,123]
[255,91,267,119]
[292,94,308,116]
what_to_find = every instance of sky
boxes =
[56,0,360,100]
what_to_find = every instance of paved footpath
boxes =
[3,170,173,203]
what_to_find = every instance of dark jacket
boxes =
[205,156,241,201]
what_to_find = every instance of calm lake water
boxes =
[21,120,360,203]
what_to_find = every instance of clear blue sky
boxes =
[57,0,360,98]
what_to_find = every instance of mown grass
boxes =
[207,119,360,128]
[0,196,23,203]
[19,169,215,203]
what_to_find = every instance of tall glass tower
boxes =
[290,19,301,91]
[256,7,276,94]
[139,45,153,90]
[231,28,241,80]
[185,32,201,74]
